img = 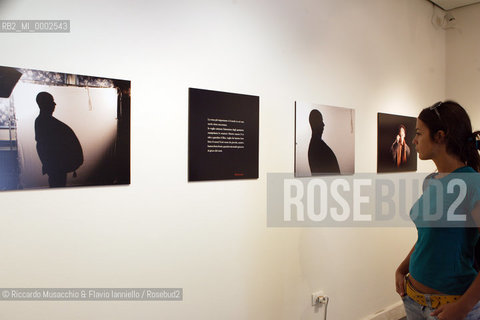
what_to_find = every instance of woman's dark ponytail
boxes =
[465,131,480,172]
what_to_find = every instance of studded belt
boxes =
[405,274,461,309]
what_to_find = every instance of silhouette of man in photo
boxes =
[390,124,410,167]
[35,92,83,188]
[308,109,340,175]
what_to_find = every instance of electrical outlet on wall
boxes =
[311,290,324,306]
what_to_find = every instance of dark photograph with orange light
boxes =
[0,65,130,190]
[377,112,417,173]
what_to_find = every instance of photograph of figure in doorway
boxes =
[0,65,130,191]
[377,113,417,173]
[295,102,355,177]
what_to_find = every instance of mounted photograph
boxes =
[295,102,355,177]
[0,65,130,191]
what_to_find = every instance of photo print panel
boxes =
[295,102,355,177]
[188,88,259,181]
[0,65,130,191]
[377,113,417,173]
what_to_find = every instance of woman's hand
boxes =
[395,269,407,297]
[430,301,469,320]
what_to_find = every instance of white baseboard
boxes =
[362,300,405,320]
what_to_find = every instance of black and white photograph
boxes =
[0,65,130,190]
[188,88,259,181]
[295,102,355,177]
[377,112,417,173]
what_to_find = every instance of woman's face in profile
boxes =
[413,119,435,160]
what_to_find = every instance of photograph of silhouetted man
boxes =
[308,109,340,175]
[390,124,410,167]
[34,92,83,188]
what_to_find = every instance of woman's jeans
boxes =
[403,295,480,320]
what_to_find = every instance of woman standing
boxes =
[396,101,480,319]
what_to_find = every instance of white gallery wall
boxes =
[0,0,448,319]
[446,4,480,128]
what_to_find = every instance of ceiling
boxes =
[429,0,480,10]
